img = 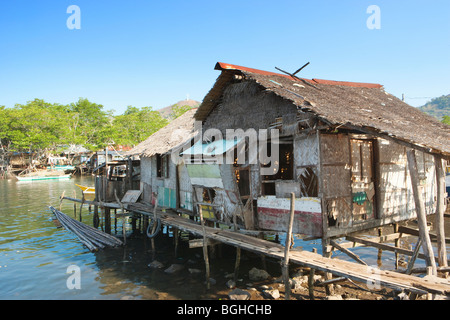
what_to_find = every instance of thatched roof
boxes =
[127,108,198,157]
[196,62,450,158]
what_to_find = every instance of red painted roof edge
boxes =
[215,62,383,89]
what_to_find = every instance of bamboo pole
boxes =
[50,206,123,251]
[434,155,448,270]
[406,150,437,275]
[282,192,296,300]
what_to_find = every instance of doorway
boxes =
[350,139,377,222]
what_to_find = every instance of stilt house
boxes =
[127,108,198,211]
[184,62,450,242]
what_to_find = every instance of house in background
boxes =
[126,108,198,211]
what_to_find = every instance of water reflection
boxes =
[0,177,448,300]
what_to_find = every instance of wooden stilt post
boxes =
[151,198,158,260]
[330,239,367,265]
[79,202,83,222]
[393,224,400,269]
[93,176,99,228]
[174,227,179,258]
[114,189,126,246]
[308,268,315,300]
[104,208,111,234]
[234,247,241,283]
[79,193,84,222]
[59,191,65,211]
[198,204,210,290]
[73,191,77,219]
[104,149,110,234]
[317,130,334,295]
[114,209,117,234]
[93,205,99,228]
[407,150,437,275]
[434,155,448,272]
[308,247,318,300]
[406,238,422,275]
[282,192,296,300]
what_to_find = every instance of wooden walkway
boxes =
[61,197,450,296]
[131,204,450,297]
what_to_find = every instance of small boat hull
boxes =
[75,184,96,200]
[17,174,72,181]
[46,165,75,171]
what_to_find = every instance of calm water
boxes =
[0,176,447,300]
[0,176,213,300]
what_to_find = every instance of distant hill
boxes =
[158,99,201,119]
[418,94,450,120]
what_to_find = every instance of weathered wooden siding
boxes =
[320,133,353,229]
[140,157,153,203]
[140,155,194,209]
[320,133,438,238]
[178,163,193,211]
[295,134,319,167]
[378,139,436,220]
[257,196,322,236]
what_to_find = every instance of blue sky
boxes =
[0,0,449,114]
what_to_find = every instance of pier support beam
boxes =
[281,193,296,300]
[198,204,211,290]
[434,155,448,271]
[407,150,437,275]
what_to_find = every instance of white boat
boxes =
[16,169,72,181]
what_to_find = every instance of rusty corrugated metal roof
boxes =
[215,62,383,89]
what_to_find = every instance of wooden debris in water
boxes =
[49,206,123,252]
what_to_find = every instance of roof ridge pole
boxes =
[406,149,437,276]
[433,155,448,273]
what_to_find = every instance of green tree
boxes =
[170,104,193,119]
[442,115,450,125]
[5,99,61,152]
[419,94,450,120]
[112,106,168,146]
[66,98,114,150]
